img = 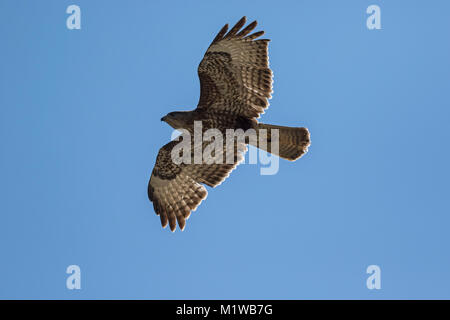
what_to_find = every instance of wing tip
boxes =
[211,23,229,45]
[210,16,265,44]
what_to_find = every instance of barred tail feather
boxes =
[251,123,311,161]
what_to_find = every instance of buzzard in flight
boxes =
[148,17,311,232]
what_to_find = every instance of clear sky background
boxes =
[1,0,449,299]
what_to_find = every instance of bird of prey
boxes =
[148,16,311,232]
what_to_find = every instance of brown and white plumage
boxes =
[197,16,273,118]
[148,17,311,232]
[148,136,246,231]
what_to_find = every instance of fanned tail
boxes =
[250,123,311,161]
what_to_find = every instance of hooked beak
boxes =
[160,116,166,122]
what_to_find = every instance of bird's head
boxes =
[161,111,190,130]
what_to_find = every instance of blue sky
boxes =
[1,0,450,299]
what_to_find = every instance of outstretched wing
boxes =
[196,16,273,118]
[148,137,246,232]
